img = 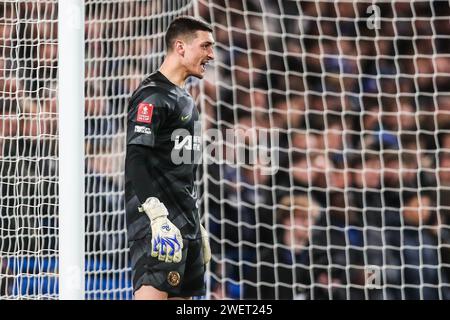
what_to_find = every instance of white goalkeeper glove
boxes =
[139,197,183,263]
[200,224,211,265]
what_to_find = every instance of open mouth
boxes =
[200,61,209,72]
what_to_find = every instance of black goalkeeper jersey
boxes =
[125,71,201,241]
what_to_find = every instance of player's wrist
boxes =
[141,197,169,221]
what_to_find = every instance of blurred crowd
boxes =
[196,0,450,300]
[1,0,450,299]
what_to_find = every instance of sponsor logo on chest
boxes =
[134,125,152,135]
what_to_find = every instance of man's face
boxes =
[182,30,215,79]
[439,153,450,185]
[353,158,381,188]
[402,195,431,226]
[383,159,400,187]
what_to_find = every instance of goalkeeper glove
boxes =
[139,197,183,263]
[200,224,211,265]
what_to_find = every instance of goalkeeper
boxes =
[124,16,214,300]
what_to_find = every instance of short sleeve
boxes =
[126,93,167,147]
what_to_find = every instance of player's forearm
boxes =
[126,144,155,204]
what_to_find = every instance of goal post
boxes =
[57,0,85,300]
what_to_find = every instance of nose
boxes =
[207,47,215,60]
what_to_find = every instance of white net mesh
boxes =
[1,0,450,300]
[0,0,194,300]
[1,0,59,300]
[196,0,450,300]
[83,0,194,300]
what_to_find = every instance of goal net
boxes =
[0,0,194,300]
[196,0,450,300]
[1,0,449,300]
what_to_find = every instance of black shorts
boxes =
[129,237,206,298]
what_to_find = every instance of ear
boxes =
[174,40,185,57]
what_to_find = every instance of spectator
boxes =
[385,190,450,299]
[257,193,320,299]
[0,258,12,297]
[209,143,275,299]
[348,151,392,299]
[437,95,450,130]
[0,104,19,257]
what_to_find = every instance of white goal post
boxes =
[58,0,85,300]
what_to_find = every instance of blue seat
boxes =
[7,256,133,299]
[7,257,58,274]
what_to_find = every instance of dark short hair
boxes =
[347,151,380,168]
[165,16,212,51]
[402,188,433,206]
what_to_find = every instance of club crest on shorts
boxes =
[167,271,181,287]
